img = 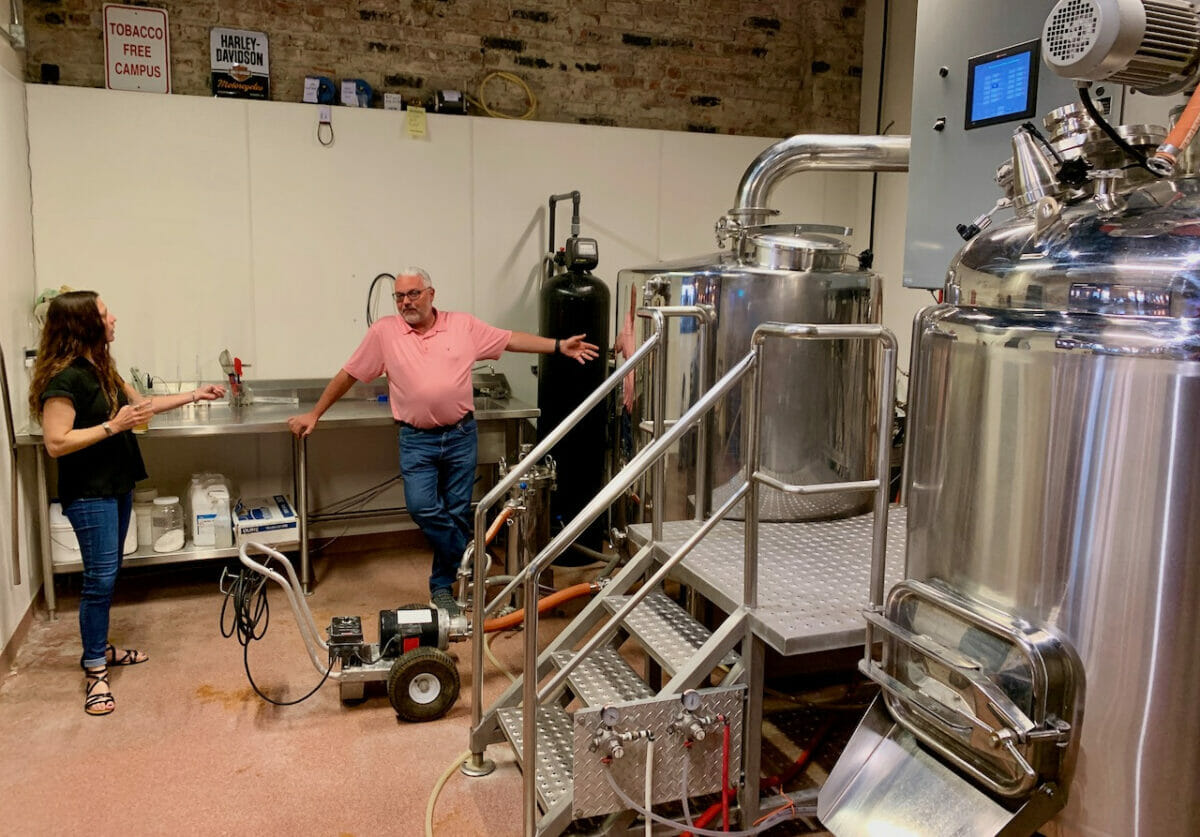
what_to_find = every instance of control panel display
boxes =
[965,40,1040,130]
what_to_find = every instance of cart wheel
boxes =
[387,646,460,722]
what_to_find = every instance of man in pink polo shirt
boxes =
[287,267,599,616]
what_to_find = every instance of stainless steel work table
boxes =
[17,392,538,618]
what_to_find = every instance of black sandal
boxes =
[105,643,148,666]
[84,668,115,716]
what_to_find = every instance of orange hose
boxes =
[482,582,598,632]
[1154,83,1200,170]
[485,506,514,544]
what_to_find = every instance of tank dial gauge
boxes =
[681,690,701,711]
[601,705,621,726]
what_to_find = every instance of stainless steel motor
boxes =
[614,135,908,522]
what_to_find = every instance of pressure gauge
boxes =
[601,705,621,726]
[681,690,701,712]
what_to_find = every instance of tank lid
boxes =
[749,226,852,271]
[750,231,849,252]
[948,179,1200,318]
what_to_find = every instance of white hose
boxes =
[644,737,655,837]
[484,630,516,682]
[602,763,794,837]
[426,749,472,837]
[680,747,694,827]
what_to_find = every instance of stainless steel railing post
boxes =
[651,311,667,544]
[743,338,764,611]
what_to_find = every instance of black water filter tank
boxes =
[537,257,610,554]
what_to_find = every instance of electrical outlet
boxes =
[318,104,331,123]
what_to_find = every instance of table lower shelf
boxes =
[48,540,299,574]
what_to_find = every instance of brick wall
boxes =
[22,0,866,136]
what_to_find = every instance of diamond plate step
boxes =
[551,645,654,706]
[604,591,740,675]
[497,705,574,813]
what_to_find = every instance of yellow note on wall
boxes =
[406,105,427,138]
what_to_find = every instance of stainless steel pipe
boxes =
[733,134,911,223]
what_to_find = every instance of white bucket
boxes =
[49,501,137,565]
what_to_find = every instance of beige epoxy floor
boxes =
[0,534,847,836]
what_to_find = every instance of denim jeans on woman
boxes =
[63,492,132,669]
[398,419,477,595]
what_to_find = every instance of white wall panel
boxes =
[27,86,254,387]
[26,87,874,394]
[246,104,474,378]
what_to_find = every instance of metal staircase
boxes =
[463,308,902,837]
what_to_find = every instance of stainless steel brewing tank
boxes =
[615,226,882,522]
[906,181,1200,835]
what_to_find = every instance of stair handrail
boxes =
[518,345,757,834]
[468,304,714,749]
[516,322,898,835]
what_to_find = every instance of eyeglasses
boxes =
[393,289,429,302]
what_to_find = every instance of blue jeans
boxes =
[63,493,133,669]
[398,419,477,594]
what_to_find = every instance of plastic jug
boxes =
[190,475,233,548]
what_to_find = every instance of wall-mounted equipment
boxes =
[903,0,1127,288]
[340,78,373,108]
[964,39,1040,130]
[302,75,336,105]
[430,89,469,114]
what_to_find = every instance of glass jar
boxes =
[151,496,185,553]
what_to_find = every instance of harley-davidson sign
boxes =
[210,27,269,99]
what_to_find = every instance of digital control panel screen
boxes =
[964,39,1040,130]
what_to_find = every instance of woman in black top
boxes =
[28,291,224,716]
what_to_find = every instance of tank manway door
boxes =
[818,580,1082,837]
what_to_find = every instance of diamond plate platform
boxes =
[603,591,740,674]
[551,646,654,706]
[497,705,575,813]
[628,508,907,656]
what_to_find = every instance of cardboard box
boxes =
[235,495,298,546]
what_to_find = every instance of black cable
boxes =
[312,474,403,515]
[350,634,400,666]
[867,0,891,255]
[1020,121,1063,163]
[1080,85,1153,173]
[220,566,333,706]
[365,272,395,326]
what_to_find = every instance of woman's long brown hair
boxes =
[27,291,124,421]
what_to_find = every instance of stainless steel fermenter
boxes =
[822,106,1200,837]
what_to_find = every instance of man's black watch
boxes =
[554,338,561,355]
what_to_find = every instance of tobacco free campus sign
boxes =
[210,28,270,99]
[103,4,170,94]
